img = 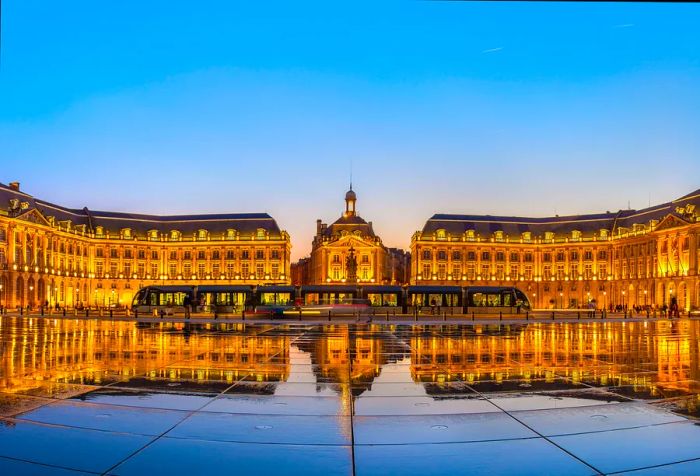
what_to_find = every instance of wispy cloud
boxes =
[481,47,503,54]
[614,23,635,29]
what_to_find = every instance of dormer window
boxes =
[465,230,476,241]
[121,228,132,239]
[197,229,209,241]
[571,230,581,241]
[256,228,266,240]
[170,230,181,241]
[494,231,504,242]
[95,226,104,237]
[599,229,609,239]
[226,229,237,240]
[522,232,532,243]
[544,231,554,242]
[148,230,159,241]
[436,229,446,240]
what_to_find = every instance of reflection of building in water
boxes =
[409,322,700,395]
[0,318,289,394]
[297,326,407,391]
[2,318,700,399]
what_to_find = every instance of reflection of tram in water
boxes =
[132,284,531,316]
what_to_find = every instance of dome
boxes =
[345,189,356,201]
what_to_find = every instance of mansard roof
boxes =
[420,188,700,238]
[0,182,284,238]
[324,214,376,237]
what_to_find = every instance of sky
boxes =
[1,1,699,260]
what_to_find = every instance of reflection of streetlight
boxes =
[0,283,4,309]
[644,289,648,306]
[622,290,626,309]
[559,292,563,309]
[29,285,34,308]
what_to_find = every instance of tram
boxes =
[131,284,531,317]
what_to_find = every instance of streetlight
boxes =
[622,290,626,310]
[29,285,34,309]
[644,289,648,306]
[0,283,3,310]
[559,292,563,309]
[603,291,607,311]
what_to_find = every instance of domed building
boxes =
[301,187,406,285]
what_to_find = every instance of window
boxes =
[255,249,264,260]
[584,264,592,280]
[241,250,250,260]
[169,264,177,277]
[198,263,206,277]
[271,263,280,279]
[422,250,431,260]
[495,264,504,280]
[570,251,578,261]
[242,263,249,277]
[510,252,519,262]
[138,249,146,259]
[422,264,431,278]
[436,229,446,240]
[151,250,158,260]
[332,254,340,264]
[509,265,518,280]
[184,251,192,260]
[212,263,220,277]
[226,263,234,277]
[556,265,565,280]
[467,264,475,280]
[452,251,461,260]
[556,251,565,261]
[225,250,235,260]
[571,230,581,241]
[495,251,504,261]
[256,263,264,278]
[184,263,192,277]
[110,262,117,276]
[544,231,554,241]
[256,229,266,240]
[437,250,447,260]
[96,262,103,277]
[465,230,476,241]
[151,263,159,277]
[584,250,593,261]
[212,250,220,260]
[361,254,369,263]
[597,250,607,260]
[481,251,490,261]
[169,250,177,260]
[524,252,533,262]
[494,231,504,242]
[598,264,607,279]
[543,265,552,280]
[452,265,461,279]
[570,263,579,279]
[437,264,446,280]
[138,263,145,278]
[524,265,533,281]
[522,232,532,243]
[124,262,131,277]
[481,264,490,278]
[467,251,476,261]
[96,248,104,258]
[543,252,551,262]
[271,250,280,260]
[198,250,206,260]
[124,249,132,259]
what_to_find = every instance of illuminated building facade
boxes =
[300,187,407,285]
[412,189,700,311]
[0,182,291,309]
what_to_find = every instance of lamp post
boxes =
[622,290,626,310]
[644,289,647,306]
[559,292,563,309]
[0,283,3,310]
[29,285,34,309]
[603,291,607,311]
[532,292,537,309]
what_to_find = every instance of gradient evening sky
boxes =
[1,1,699,260]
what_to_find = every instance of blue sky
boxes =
[1,1,699,259]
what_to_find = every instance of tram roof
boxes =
[196,285,253,293]
[361,285,403,293]
[257,285,296,293]
[300,285,359,293]
[408,286,462,294]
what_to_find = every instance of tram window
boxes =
[502,293,513,306]
[487,294,501,306]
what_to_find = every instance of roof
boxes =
[420,188,700,239]
[323,214,376,238]
[0,182,285,239]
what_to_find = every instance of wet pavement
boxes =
[1,317,700,475]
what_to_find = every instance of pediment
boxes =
[654,214,691,232]
[327,235,374,248]
[15,208,52,227]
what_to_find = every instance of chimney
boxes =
[9,181,20,191]
[316,219,322,234]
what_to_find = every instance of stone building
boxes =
[411,189,700,311]
[0,182,291,309]
[298,187,406,285]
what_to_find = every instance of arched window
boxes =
[436,229,446,240]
